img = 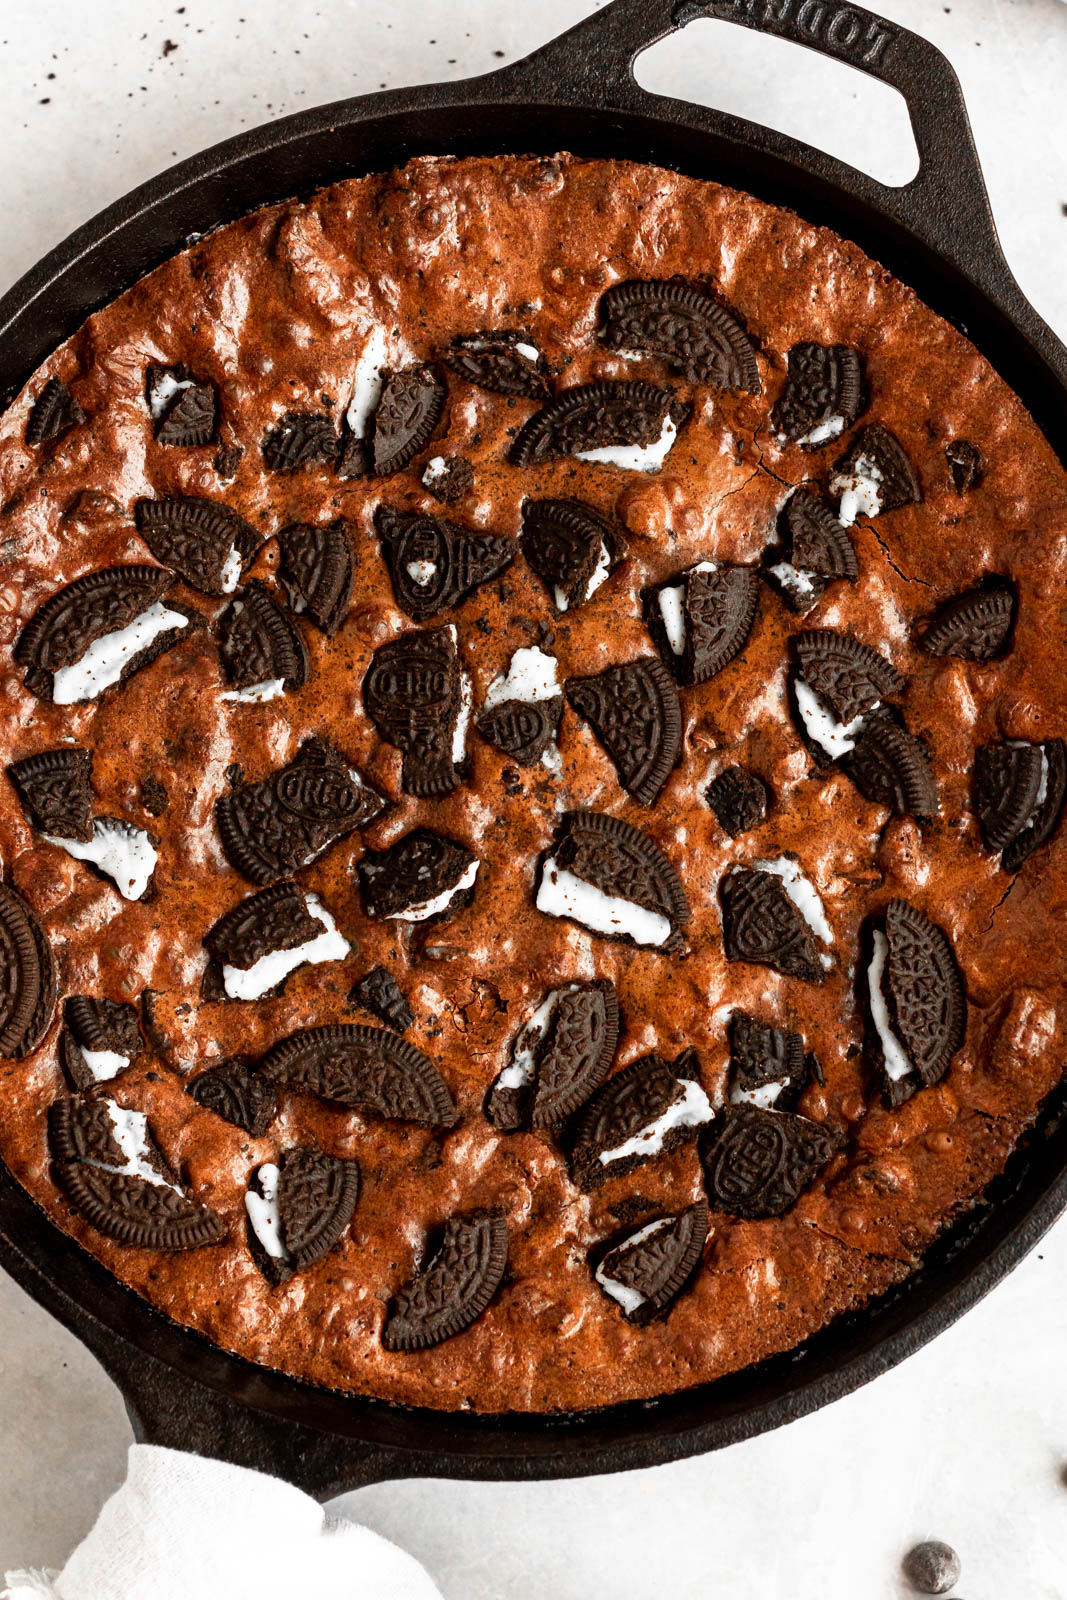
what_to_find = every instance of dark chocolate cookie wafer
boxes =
[262,411,341,473]
[245,1147,360,1285]
[0,883,57,1059]
[277,520,354,637]
[9,747,94,840]
[382,1210,508,1351]
[476,694,563,768]
[261,1023,457,1127]
[216,582,309,695]
[134,496,260,595]
[357,829,478,923]
[702,1105,843,1219]
[863,900,966,1105]
[919,579,1016,661]
[793,630,905,723]
[705,767,769,836]
[375,506,514,621]
[216,738,387,885]
[536,810,689,952]
[771,342,864,445]
[146,365,218,447]
[519,497,627,612]
[186,1057,278,1135]
[510,381,689,466]
[764,489,857,613]
[565,657,681,805]
[366,365,446,476]
[363,625,470,796]
[444,330,551,399]
[592,1200,708,1324]
[832,424,922,518]
[974,738,1067,871]
[486,979,620,1132]
[599,279,760,391]
[27,378,85,446]
[644,561,759,685]
[728,1011,814,1114]
[421,454,475,503]
[843,713,938,819]
[720,866,829,983]
[203,881,329,998]
[60,997,143,1091]
[350,967,414,1032]
[570,1048,712,1189]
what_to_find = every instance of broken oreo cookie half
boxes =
[262,410,341,473]
[357,829,479,924]
[27,377,85,446]
[485,979,619,1132]
[261,1023,457,1127]
[375,505,514,621]
[203,881,349,1002]
[245,1146,360,1286]
[364,364,447,477]
[974,738,1067,872]
[135,495,260,596]
[830,425,922,525]
[863,899,966,1106]
[919,578,1016,661]
[570,1048,713,1190]
[9,746,94,841]
[644,560,759,685]
[720,858,833,983]
[363,624,472,797]
[382,1209,508,1351]
[728,1010,815,1114]
[705,766,769,836]
[216,581,310,703]
[60,997,143,1091]
[186,1057,278,1136]
[444,329,551,400]
[277,520,354,637]
[771,342,864,448]
[510,381,688,471]
[593,1200,708,1324]
[350,967,414,1032]
[701,1104,843,1219]
[145,364,218,447]
[599,279,760,392]
[536,810,689,952]
[0,883,57,1060]
[520,497,627,613]
[477,645,563,769]
[764,489,857,613]
[565,657,681,805]
[421,453,475,503]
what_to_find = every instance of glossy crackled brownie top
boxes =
[0,152,1065,1413]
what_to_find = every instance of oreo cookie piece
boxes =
[350,966,414,1032]
[146,365,218,447]
[793,630,905,724]
[831,425,922,525]
[701,1104,843,1219]
[186,1057,278,1136]
[363,625,471,797]
[864,899,966,1105]
[15,565,201,704]
[260,1023,458,1127]
[0,883,57,1059]
[60,996,143,1091]
[520,497,627,612]
[203,882,349,1002]
[382,1209,508,1351]
[262,411,341,473]
[357,829,479,923]
[9,747,94,841]
[217,582,310,701]
[510,381,689,469]
[536,810,689,952]
[277,520,354,637]
[974,738,1067,871]
[565,658,681,805]
[946,438,985,493]
[134,496,260,596]
[599,280,760,392]
[705,767,769,836]
[27,378,85,446]
[368,365,447,476]
[919,579,1016,661]
[728,1011,813,1113]
[771,343,864,447]
[477,646,563,769]
[644,560,759,685]
[422,454,475,503]
[245,1146,360,1285]
[50,1095,226,1250]
[593,1201,708,1323]
[485,979,619,1132]
[216,738,387,885]
[375,505,514,621]
[764,489,857,613]
[570,1049,713,1190]
[843,713,938,819]
[720,864,830,983]
[444,330,551,399]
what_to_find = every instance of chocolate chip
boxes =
[27,378,85,446]
[593,1200,708,1323]
[186,1057,277,1135]
[260,1023,457,1126]
[9,746,94,840]
[215,738,387,885]
[902,1541,961,1594]
[599,280,760,392]
[213,442,243,479]
[510,381,688,466]
[570,1048,710,1189]
[139,777,168,817]
[844,713,938,819]
[444,330,551,399]
[0,883,57,1058]
[728,1011,812,1113]
[920,579,1016,660]
[368,365,446,476]
[565,658,680,805]
[644,562,759,685]
[363,625,469,796]
[262,410,341,473]
[946,438,985,492]
[537,809,689,952]
[720,866,827,983]
[974,738,1066,870]
[357,829,477,923]
[422,453,475,502]
[375,506,514,620]
[701,1104,843,1218]
[520,497,627,611]
[705,767,769,836]
[350,966,414,1031]
[486,980,619,1132]
[277,520,354,636]
[382,1210,508,1350]
[246,1147,360,1285]
[771,342,864,443]
[216,581,309,692]
[134,496,260,595]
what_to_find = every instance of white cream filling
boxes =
[51,602,190,705]
[406,559,438,587]
[770,561,817,600]
[245,1162,290,1261]
[221,677,286,704]
[421,456,448,488]
[794,413,846,449]
[393,859,480,923]
[222,897,350,1001]
[45,818,157,900]
[219,546,243,594]
[484,645,561,708]
[553,540,612,613]
[599,1078,713,1166]
[575,412,677,473]
[78,1046,130,1084]
[594,1216,673,1314]
[498,989,561,1090]
[730,1078,786,1111]
[536,858,672,947]
[657,561,717,654]
[1008,741,1049,836]
[753,855,834,956]
[147,369,195,420]
[794,676,868,759]
[85,1102,180,1192]
[831,454,883,527]
[453,671,473,763]
[868,927,913,1083]
[462,337,541,365]
[346,324,389,438]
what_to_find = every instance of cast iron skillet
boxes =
[1,0,1066,1497]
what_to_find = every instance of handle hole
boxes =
[634,16,919,187]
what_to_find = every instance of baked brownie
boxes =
[0,153,1064,1413]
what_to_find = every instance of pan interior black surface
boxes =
[2,0,1066,1491]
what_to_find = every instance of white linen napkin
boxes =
[2,1444,441,1600]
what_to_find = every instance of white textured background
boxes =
[1,2,1066,1595]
